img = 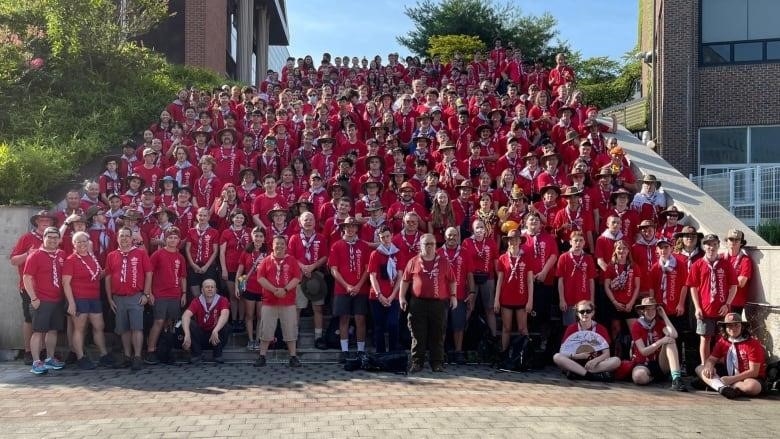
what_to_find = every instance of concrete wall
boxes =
[0,206,41,349]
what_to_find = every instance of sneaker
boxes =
[339,351,349,364]
[65,351,78,365]
[453,351,467,365]
[23,351,33,364]
[431,364,445,372]
[189,355,202,364]
[670,378,688,392]
[235,320,246,334]
[30,360,48,375]
[314,337,328,350]
[408,363,423,373]
[115,355,131,369]
[130,356,143,371]
[98,354,115,368]
[289,356,302,368]
[77,356,96,370]
[253,355,267,367]
[43,357,65,370]
[718,386,741,399]
[356,351,368,363]
[144,352,160,365]
[213,353,225,364]
[690,378,707,391]
[246,340,255,351]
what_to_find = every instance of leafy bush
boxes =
[757,220,780,246]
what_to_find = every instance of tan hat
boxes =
[727,228,746,246]
[634,296,659,310]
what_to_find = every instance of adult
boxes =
[399,233,457,372]
[185,207,219,298]
[288,211,329,347]
[438,226,475,364]
[722,228,753,315]
[105,227,153,370]
[181,279,230,363]
[552,300,620,381]
[494,229,534,363]
[234,227,267,350]
[629,297,688,391]
[368,225,402,353]
[22,227,66,374]
[462,219,499,337]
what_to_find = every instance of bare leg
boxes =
[44,330,57,360]
[88,314,108,355]
[131,330,143,357]
[72,314,88,358]
[553,353,587,376]
[147,320,165,353]
[30,332,43,362]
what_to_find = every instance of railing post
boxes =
[755,166,761,227]
[729,170,736,215]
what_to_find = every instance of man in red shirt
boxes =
[22,226,66,374]
[105,227,153,370]
[696,313,767,398]
[254,236,303,367]
[251,174,287,230]
[288,211,329,347]
[400,233,457,373]
[688,234,738,365]
[722,228,753,315]
[438,227,475,364]
[329,217,371,362]
[10,210,58,363]
[145,227,188,365]
[181,279,230,364]
[556,231,596,326]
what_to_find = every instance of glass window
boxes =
[702,45,730,64]
[747,0,780,40]
[767,41,780,60]
[702,0,747,43]
[700,128,748,165]
[750,126,780,163]
[734,42,763,62]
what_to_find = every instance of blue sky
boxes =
[286,0,639,62]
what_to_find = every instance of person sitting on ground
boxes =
[181,279,230,364]
[553,299,620,381]
[695,312,767,399]
[629,297,688,391]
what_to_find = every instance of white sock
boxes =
[340,339,349,351]
[708,377,726,391]
[357,342,365,352]
[314,329,323,338]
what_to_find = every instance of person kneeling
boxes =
[553,300,620,382]
[630,297,687,391]
[695,313,767,399]
[181,279,230,364]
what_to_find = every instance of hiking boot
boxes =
[77,356,96,370]
[30,360,48,375]
[253,355,267,367]
[289,356,302,368]
[339,351,349,364]
[453,351,467,365]
[130,356,143,371]
[144,352,160,365]
[314,337,328,350]
[23,351,33,364]
[98,354,115,368]
[670,378,688,392]
[213,353,225,364]
[718,386,741,399]
[44,357,65,370]
[189,355,202,365]
[115,355,131,369]
[357,351,368,362]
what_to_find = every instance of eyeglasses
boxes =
[577,309,593,315]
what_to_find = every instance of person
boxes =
[22,226,66,374]
[556,231,596,326]
[62,231,112,370]
[235,227,267,350]
[722,228,753,315]
[602,240,641,342]
[254,236,303,367]
[181,279,230,363]
[185,207,219,298]
[9,210,58,363]
[552,300,620,381]
[368,225,402,353]
[399,233,458,373]
[695,313,767,399]
[687,234,738,365]
[522,212,559,352]
[329,217,371,362]
[145,227,188,365]
[105,227,153,371]
[438,226,475,364]
[494,228,534,366]
[629,297,688,391]
[218,209,251,332]
[462,219,499,337]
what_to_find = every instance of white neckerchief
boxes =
[198,294,220,324]
[376,243,400,281]
[726,336,749,376]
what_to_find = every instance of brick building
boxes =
[640,0,780,178]
[140,0,289,84]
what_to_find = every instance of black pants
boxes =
[407,296,448,367]
[190,321,229,357]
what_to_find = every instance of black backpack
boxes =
[505,335,534,372]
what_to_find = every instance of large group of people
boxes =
[9,48,768,398]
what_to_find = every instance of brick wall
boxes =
[184,0,228,76]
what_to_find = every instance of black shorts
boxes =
[333,294,369,316]
[20,290,33,323]
[187,263,218,290]
[242,290,263,302]
[635,360,664,381]
[226,272,237,282]
[31,300,65,333]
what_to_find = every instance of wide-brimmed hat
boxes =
[539,151,561,166]
[142,147,159,157]
[557,106,575,118]
[509,185,528,201]
[455,180,475,191]
[216,127,237,142]
[399,181,416,192]
[155,206,178,223]
[475,124,493,136]
[126,173,145,187]
[365,200,384,212]
[658,206,685,220]
[120,210,143,222]
[266,203,288,220]
[337,216,361,229]
[415,113,432,121]
[84,206,105,222]
[673,227,704,241]
[328,181,347,193]
[727,228,747,246]
[191,129,211,141]
[718,312,748,325]
[30,210,58,227]
[158,175,178,189]
[520,152,538,163]
[640,174,662,188]
[562,130,580,145]
[437,142,456,152]
[638,219,656,229]
[293,196,313,210]
[539,184,562,196]
[560,186,583,198]
[501,228,526,243]
[701,233,720,245]
[634,297,659,310]
[362,178,384,192]
[389,167,407,176]
[316,135,335,146]
[370,123,387,133]
[412,135,431,144]
[594,167,614,179]
[609,188,632,204]
[488,108,506,119]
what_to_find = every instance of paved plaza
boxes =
[0,361,777,438]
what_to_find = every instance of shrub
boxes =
[757,220,780,246]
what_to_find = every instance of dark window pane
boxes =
[702,44,730,64]
[700,128,747,165]
[733,42,763,62]
[750,126,780,163]
[767,41,780,60]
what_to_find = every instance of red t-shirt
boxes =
[187,295,230,332]
[23,248,66,302]
[631,240,659,292]
[556,251,596,306]
[724,251,753,308]
[62,253,101,300]
[552,207,595,245]
[150,248,186,299]
[368,250,397,300]
[462,236,498,278]
[256,254,302,306]
[561,322,611,345]
[603,262,640,305]
[186,226,220,266]
[711,337,767,379]
[105,247,152,296]
[402,255,456,300]
[687,256,738,318]
[238,250,266,294]
[631,319,668,363]
[328,239,371,295]
[495,252,534,307]
[649,255,688,316]
[11,232,43,290]
[220,227,251,272]
[438,245,473,300]
[251,193,288,228]
[521,231,559,285]
[288,231,327,266]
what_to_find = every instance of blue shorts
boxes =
[75,298,103,315]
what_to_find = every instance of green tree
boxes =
[428,35,486,63]
[398,0,567,61]
[570,52,641,110]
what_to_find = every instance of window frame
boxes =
[699,1,780,66]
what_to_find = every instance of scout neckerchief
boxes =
[231,226,248,251]
[76,252,102,282]
[376,243,400,281]
[726,336,749,376]
[299,230,317,262]
[195,224,211,264]
[344,237,359,273]
[198,294,220,325]
[42,248,61,288]
[659,255,677,304]
[706,256,720,301]
[610,261,630,292]
[506,248,524,282]
[400,231,420,254]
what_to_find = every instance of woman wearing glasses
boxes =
[553,299,620,381]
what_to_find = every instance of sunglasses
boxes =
[577,309,593,315]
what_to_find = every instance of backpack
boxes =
[505,335,534,372]
[366,351,409,374]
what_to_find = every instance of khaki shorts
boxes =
[259,305,298,342]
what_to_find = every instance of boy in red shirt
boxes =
[556,231,596,325]
[630,297,687,391]
[494,229,534,361]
